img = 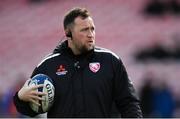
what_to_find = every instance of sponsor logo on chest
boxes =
[56,65,68,76]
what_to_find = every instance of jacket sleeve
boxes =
[112,56,142,118]
[13,91,38,117]
[13,66,46,117]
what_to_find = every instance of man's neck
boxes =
[68,40,81,55]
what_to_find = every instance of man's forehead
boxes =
[74,16,94,27]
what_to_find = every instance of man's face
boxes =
[71,16,95,54]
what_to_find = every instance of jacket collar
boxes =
[53,40,94,60]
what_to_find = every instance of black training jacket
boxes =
[14,40,142,118]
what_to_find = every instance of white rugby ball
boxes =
[28,74,55,113]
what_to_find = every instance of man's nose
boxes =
[87,31,94,38]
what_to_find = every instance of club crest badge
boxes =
[89,62,100,73]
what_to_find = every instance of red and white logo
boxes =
[56,65,68,76]
[89,62,100,73]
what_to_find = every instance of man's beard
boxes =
[78,44,94,54]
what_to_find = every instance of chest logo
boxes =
[56,65,68,76]
[89,62,100,73]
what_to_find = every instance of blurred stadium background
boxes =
[0,0,180,117]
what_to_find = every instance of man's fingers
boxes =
[30,84,44,90]
[31,91,46,96]
[30,95,45,101]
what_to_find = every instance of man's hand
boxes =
[18,79,46,106]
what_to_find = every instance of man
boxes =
[13,7,142,118]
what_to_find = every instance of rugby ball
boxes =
[28,74,55,113]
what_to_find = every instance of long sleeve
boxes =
[13,92,38,117]
[112,56,142,118]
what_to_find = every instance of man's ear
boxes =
[65,29,72,38]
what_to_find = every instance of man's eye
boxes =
[81,28,88,32]
[84,28,89,31]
